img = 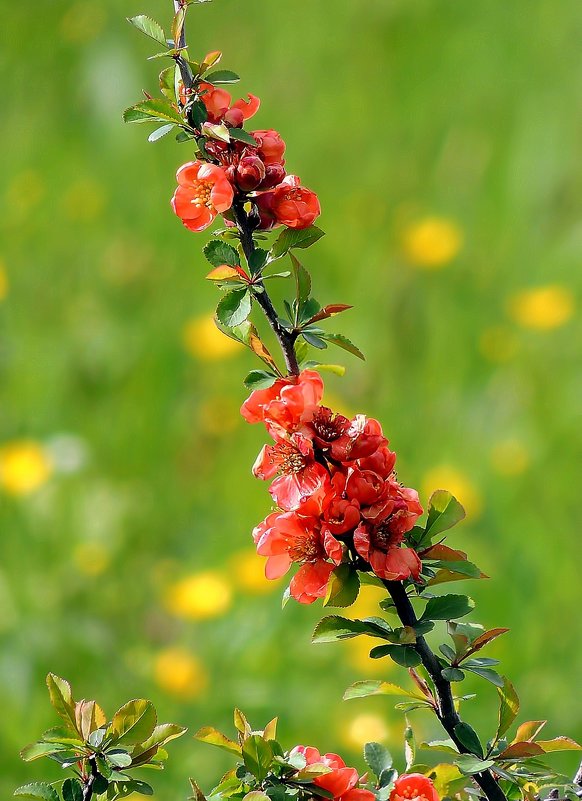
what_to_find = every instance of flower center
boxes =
[312,407,346,442]
[273,442,307,474]
[288,532,323,563]
[370,524,400,553]
[190,179,213,208]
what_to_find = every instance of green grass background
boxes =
[1,0,581,796]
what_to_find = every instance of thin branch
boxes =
[82,756,99,801]
[172,0,194,90]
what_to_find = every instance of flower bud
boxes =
[258,163,286,190]
[235,155,266,192]
[252,129,286,165]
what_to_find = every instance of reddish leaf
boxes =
[535,737,582,753]
[206,265,243,281]
[512,720,547,744]
[306,304,352,324]
[498,742,545,759]
[464,628,510,659]
[422,544,468,561]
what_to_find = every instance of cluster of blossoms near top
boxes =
[242,369,423,603]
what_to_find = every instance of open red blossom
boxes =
[171,161,234,232]
[252,433,331,512]
[289,747,369,800]
[252,512,342,603]
[241,369,324,438]
[252,129,286,165]
[354,519,421,581]
[390,774,439,801]
[199,81,260,126]
[270,175,321,229]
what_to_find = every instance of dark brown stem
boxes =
[233,202,300,376]
[383,580,507,801]
[82,756,99,801]
[172,0,194,90]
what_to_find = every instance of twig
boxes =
[82,756,99,801]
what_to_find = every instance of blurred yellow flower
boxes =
[231,549,277,594]
[165,571,232,620]
[346,636,388,674]
[0,441,53,496]
[422,465,482,520]
[508,285,574,330]
[344,714,389,749]
[62,178,106,221]
[402,217,463,268]
[0,262,8,301]
[60,2,107,44]
[479,325,519,364]
[73,542,110,576]
[154,647,208,699]
[490,439,530,476]
[183,315,242,361]
[346,584,385,620]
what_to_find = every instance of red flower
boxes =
[353,519,421,581]
[252,129,286,165]
[390,774,439,801]
[252,512,341,603]
[289,747,372,800]
[199,82,260,126]
[270,175,321,229]
[171,161,234,232]
[241,369,324,438]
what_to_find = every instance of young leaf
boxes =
[270,226,325,259]
[421,594,475,622]
[454,722,483,758]
[14,784,60,801]
[306,305,353,325]
[46,674,78,734]
[290,253,311,306]
[364,742,393,778]
[242,735,273,781]
[404,722,416,770]
[495,677,520,744]
[20,743,73,762]
[195,726,242,756]
[461,628,510,661]
[324,564,360,608]
[216,289,252,327]
[205,70,240,84]
[318,333,364,360]
[244,370,277,390]
[343,681,425,702]
[110,699,157,745]
[497,742,546,759]
[454,755,495,775]
[535,737,582,753]
[312,616,388,643]
[127,15,167,46]
[148,124,175,142]
[204,240,240,268]
[123,99,184,126]
[424,491,466,540]
[511,720,546,744]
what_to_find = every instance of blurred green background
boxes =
[1,0,581,796]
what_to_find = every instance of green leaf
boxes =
[46,674,78,734]
[426,560,482,579]
[371,644,422,667]
[205,70,240,84]
[107,749,133,768]
[159,66,177,102]
[242,735,273,781]
[420,739,459,755]
[188,100,208,128]
[343,680,426,702]
[404,722,416,770]
[249,249,268,275]
[312,615,389,643]
[20,742,72,761]
[464,667,504,687]
[216,289,252,327]
[244,370,277,390]
[122,780,154,796]
[424,491,466,539]
[110,700,157,746]
[270,226,325,259]
[148,124,175,142]
[455,755,495,775]
[454,722,483,758]
[302,331,327,350]
[123,99,184,126]
[62,778,83,801]
[364,742,393,778]
[14,785,60,801]
[204,240,240,268]
[442,667,465,682]
[535,737,582,753]
[92,775,109,795]
[324,564,360,608]
[421,594,475,622]
[495,677,520,744]
[290,253,311,306]
[318,332,365,360]
[127,15,167,46]
[228,128,258,146]
[194,726,242,756]
[41,726,83,746]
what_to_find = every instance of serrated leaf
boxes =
[404,722,416,770]
[289,253,311,306]
[195,726,242,756]
[14,785,60,801]
[343,680,425,702]
[62,778,83,801]
[495,677,520,744]
[420,739,459,755]
[424,490,466,539]
[318,332,364,360]
[454,722,483,758]
[205,70,240,84]
[312,616,388,643]
[324,564,360,608]
[535,737,582,753]
[216,289,252,327]
[76,699,106,741]
[148,124,175,142]
[20,742,72,762]
[364,742,393,777]
[204,240,239,268]
[270,226,325,259]
[46,674,78,734]
[128,15,167,46]
[110,700,157,745]
[421,594,475,622]
[242,735,273,781]
[159,66,177,102]
[123,99,183,126]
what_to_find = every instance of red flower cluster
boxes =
[389,774,440,801]
[242,370,423,603]
[289,745,375,801]
[172,85,320,232]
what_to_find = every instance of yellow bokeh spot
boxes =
[231,549,277,595]
[154,647,207,699]
[0,262,8,301]
[479,325,519,364]
[198,397,240,435]
[320,391,355,420]
[490,439,530,477]
[73,542,110,576]
[0,441,53,496]
[165,571,232,620]
[346,584,386,620]
[346,636,388,674]
[60,2,107,44]
[183,315,242,361]
[344,714,389,749]
[402,217,463,268]
[508,285,574,330]
[422,465,482,520]
[62,179,106,222]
